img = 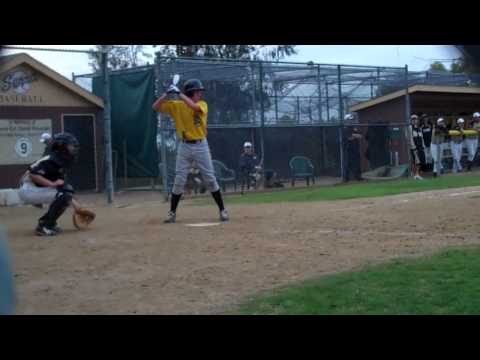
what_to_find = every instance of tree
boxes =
[153,45,297,125]
[455,46,480,73]
[153,45,297,61]
[450,60,465,73]
[429,61,448,72]
[88,45,153,72]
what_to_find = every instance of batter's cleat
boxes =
[35,225,58,237]
[220,209,229,222]
[433,172,438,178]
[164,211,176,223]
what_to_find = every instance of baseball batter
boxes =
[152,78,229,223]
[450,118,466,173]
[18,133,83,236]
[466,112,480,171]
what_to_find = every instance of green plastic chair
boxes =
[212,160,237,192]
[289,156,315,186]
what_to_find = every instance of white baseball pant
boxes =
[430,143,445,174]
[465,138,478,162]
[18,181,57,204]
[450,142,463,173]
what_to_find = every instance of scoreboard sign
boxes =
[0,119,52,165]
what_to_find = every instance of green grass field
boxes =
[217,173,480,315]
[195,173,480,205]
[234,246,480,315]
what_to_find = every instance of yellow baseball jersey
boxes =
[159,100,208,140]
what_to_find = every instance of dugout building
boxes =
[349,84,480,172]
[0,53,105,191]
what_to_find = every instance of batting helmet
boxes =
[183,79,205,96]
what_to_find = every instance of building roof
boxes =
[0,53,104,108]
[350,84,480,112]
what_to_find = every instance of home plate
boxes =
[185,222,221,227]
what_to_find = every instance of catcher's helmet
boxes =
[51,132,80,164]
[183,79,205,96]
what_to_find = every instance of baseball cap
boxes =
[244,142,252,148]
[437,118,444,125]
[40,133,52,143]
[457,118,465,124]
[473,112,480,118]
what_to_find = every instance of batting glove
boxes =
[166,85,180,94]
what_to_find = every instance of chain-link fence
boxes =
[149,57,413,195]
[71,55,480,198]
[6,46,476,201]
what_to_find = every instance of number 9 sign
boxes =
[15,137,32,158]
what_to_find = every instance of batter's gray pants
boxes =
[172,140,220,195]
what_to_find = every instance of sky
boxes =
[2,45,461,80]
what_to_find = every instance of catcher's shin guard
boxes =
[38,189,73,228]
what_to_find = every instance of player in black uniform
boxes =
[409,115,426,180]
[18,133,82,236]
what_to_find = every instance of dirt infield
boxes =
[2,186,480,314]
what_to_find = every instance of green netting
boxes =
[93,69,159,178]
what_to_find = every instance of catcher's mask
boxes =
[183,79,205,97]
[51,132,80,165]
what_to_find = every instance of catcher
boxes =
[18,133,95,236]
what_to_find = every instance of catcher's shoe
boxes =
[35,225,58,237]
[220,209,229,222]
[52,224,63,233]
[164,211,176,223]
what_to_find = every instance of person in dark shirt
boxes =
[409,115,426,180]
[239,142,261,194]
[18,132,83,236]
[431,117,449,177]
[344,126,363,182]
[420,115,433,167]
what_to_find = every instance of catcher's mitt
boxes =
[73,208,96,230]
